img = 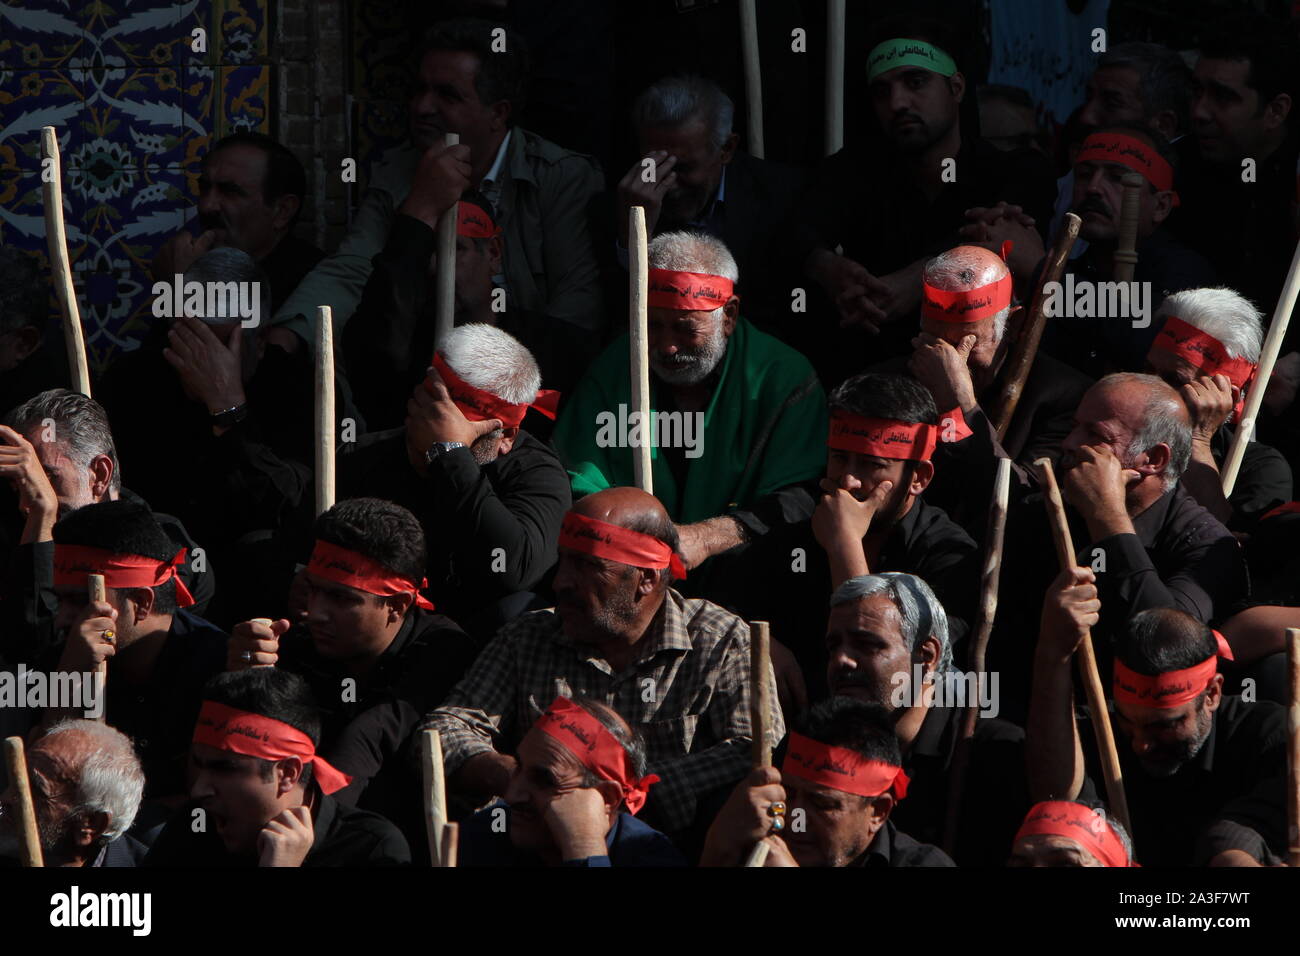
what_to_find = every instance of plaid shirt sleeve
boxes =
[423,615,536,774]
[645,614,787,833]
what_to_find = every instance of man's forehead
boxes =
[1017,832,1092,860]
[1090,64,1141,94]
[520,727,584,777]
[830,594,905,638]
[640,119,712,154]
[204,145,268,182]
[419,49,481,87]
[1195,56,1252,88]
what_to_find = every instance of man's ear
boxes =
[1205,673,1224,712]
[722,296,739,335]
[88,454,114,502]
[489,98,512,133]
[270,193,300,233]
[910,460,934,496]
[497,425,520,455]
[636,567,660,597]
[1264,92,1292,131]
[1139,441,1172,477]
[129,586,156,623]
[948,72,966,104]
[719,131,739,165]
[276,756,306,796]
[867,793,894,829]
[386,591,414,624]
[917,634,941,679]
[593,779,623,818]
[1151,189,1174,226]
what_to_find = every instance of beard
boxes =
[1136,707,1213,778]
[470,430,502,466]
[0,802,72,861]
[651,319,729,387]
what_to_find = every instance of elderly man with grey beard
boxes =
[991,372,1247,725]
[553,231,827,574]
[0,719,147,867]
[821,572,1027,864]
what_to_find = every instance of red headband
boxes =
[921,246,1014,324]
[1076,132,1179,205]
[647,269,734,311]
[457,203,500,239]
[827,407,972,462]
[557,511,687,579]
[1014,801,1133,867]
[193,701,352,795]
[1151,316,1257,390]
[1112,630,1234,709]
[52,543,195,608]
[428,352,559,428]
[782,732,909,800]
[307,539,435,610]
[534,697,661,815]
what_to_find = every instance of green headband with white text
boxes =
[867,37,957,82]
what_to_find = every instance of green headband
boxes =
[867,38,957,82]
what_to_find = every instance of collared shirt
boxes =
[479,129,513,211]
[459,800,687,867]
[1078,695,1288,866]
[427,589,785,834]
[847,818,955,867]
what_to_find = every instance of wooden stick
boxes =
[992,213,1081,440]
[743,619,774,867]
[314,305,335,516]
[1287,627,1300,867]
[1222,234,1300,495]
[628,205,653,494]
[942,457,1011,853]
[1034,458,1133,840]
[440,820,460,869]
[824,0,846,156]
[1112,172,1143,284]
[87,573,108,715]
[434,132,461,351]
[42,127,91,396]
[3,737,44,867]
[421,728,447,867]
[739,0,764,158]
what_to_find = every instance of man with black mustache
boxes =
[151,132,323,318]
[1030,595,1288,867]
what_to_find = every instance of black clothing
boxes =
[458,800,686,867]
[1209,424,1292,533]
[1078,696,1288,866]
[703,494,979,699]
[892,704,1028,867]
[338,428,571,636]
[847,817,955,867]
[260,234,325,314]
[142,791,410,867]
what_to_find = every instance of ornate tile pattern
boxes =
[0,1,269,371]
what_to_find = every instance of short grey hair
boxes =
[40,719,144,845]
[1101,372,1192,489]
[183,247,270,323]
[923,248,1012,342]
[647,230,740,325]
[5,388,122,495]
[1154,287,1263,364]
[441,323,541,405]
[632,74,735,152]
[1098,41,1193,136]
[829,572,953,675]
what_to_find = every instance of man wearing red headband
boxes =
[1030,592,1288,866]
[143,668,410,866]
[554,230,826,573]
[1143,288,1290,532]
[893,244,1091,532]
[1009,801,1135,867]
[458,697,684,866]
[336,325,571,636]
[703,698,951,867]
[426,486,783,844]
[705,373,978,702]
[45,499,228,801]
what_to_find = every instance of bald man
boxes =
[424,487,783,842]
[0,720,147,867]
[884,244,1093,532]
[991,373,1247,722]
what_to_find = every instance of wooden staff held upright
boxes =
[88,573,108,715]
[1112,172,1143,284]
[992,213,1081,441]
[743,620,774,867]
[41,127,91,396]
[1035,457,1133,839]
[739,0,764,158]
[1286,627,1300,867]
[3,736,44,866]
[434,132,461,352]
[1221,234,1300,496]
[824,0,846,156]
[314,305,335,516]
[628,205,653,494]
[421,728,448,867]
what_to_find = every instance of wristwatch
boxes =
[425,441,466,465]
[210,403,249,428]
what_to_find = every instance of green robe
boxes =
[553,318,828,523]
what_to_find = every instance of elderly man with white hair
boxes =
[1144,287,1292,529]
[823,572,1028,865]
[890,243,1094,530]
[553,230,827,572]
[0,719,147,867]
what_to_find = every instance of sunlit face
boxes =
[502,728,607,854]
[302,571,397,664]
[779,773,885,867]
[21,428,100,517]
[919,312,1003,377]
[198,144,287,261]
[551,550,641,646]
[1059,383,1142,473]
[824,449,915,527]
[1071,159,1162,242]
[647,304,735,386]
[188,743,291,856]
[0,733,83,861]
[826,595,914,706]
